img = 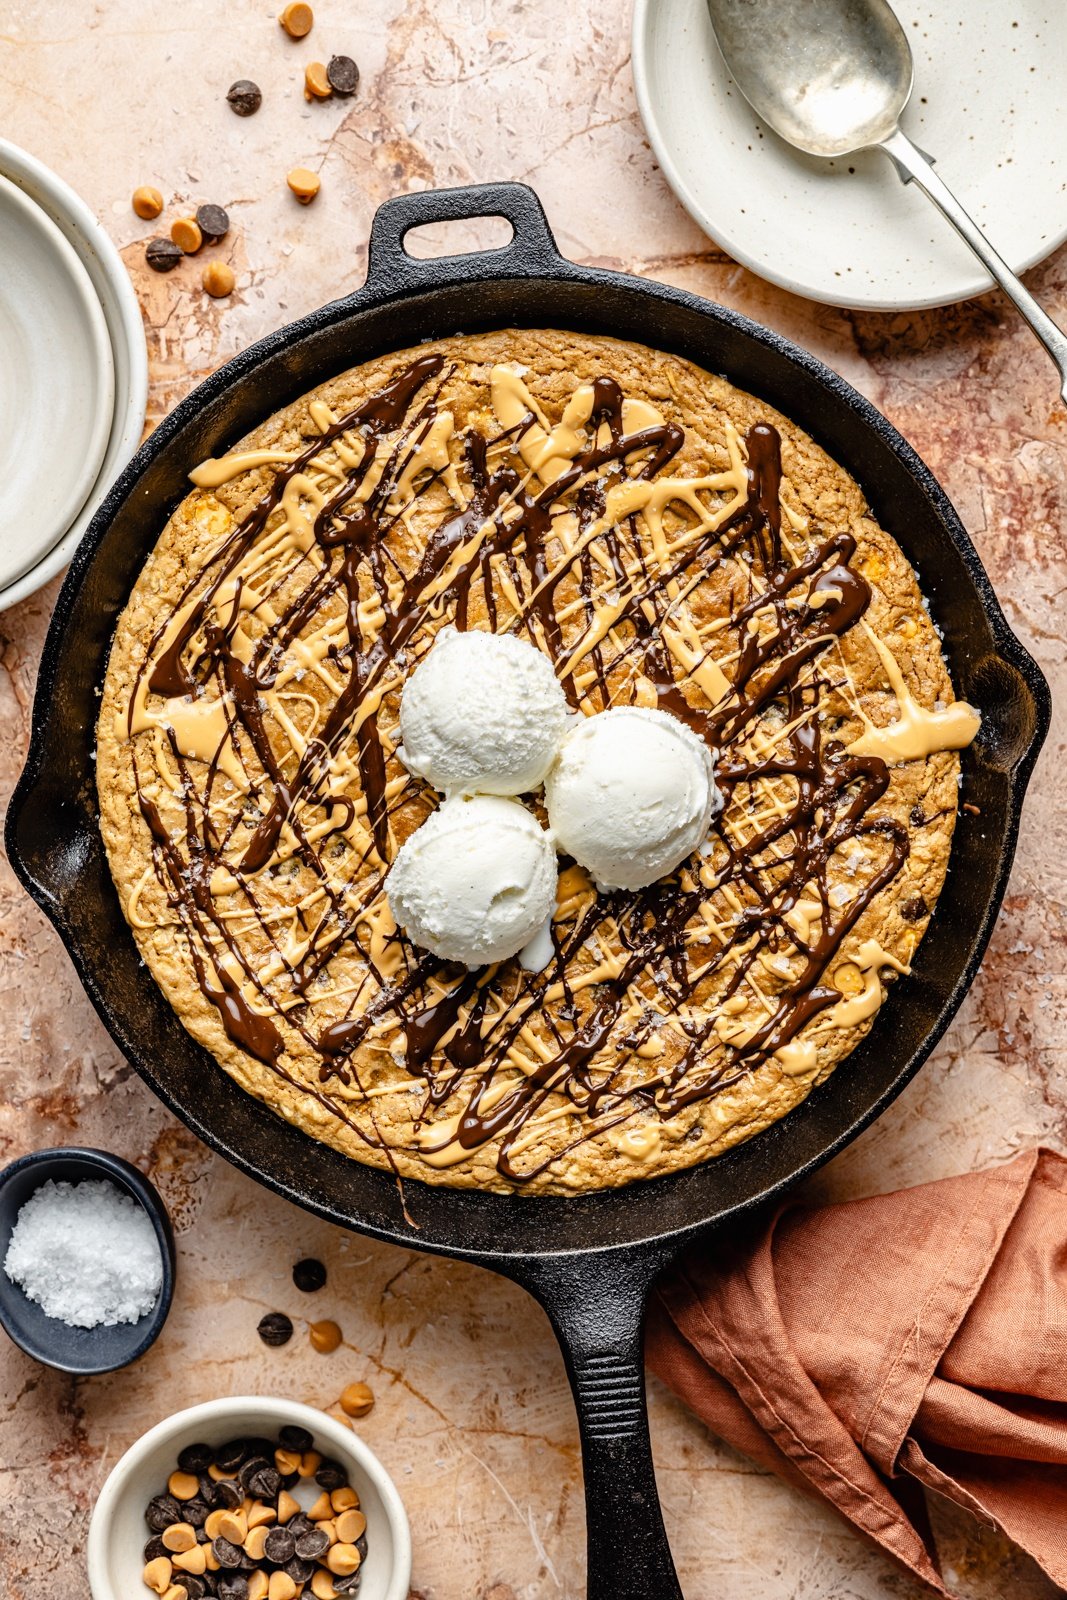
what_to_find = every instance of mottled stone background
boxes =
[0,2,1065,1597]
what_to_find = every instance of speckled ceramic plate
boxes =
[632,0,1067,311]
[0,173,114,591]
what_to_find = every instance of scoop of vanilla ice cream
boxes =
[387,795,558,967]
[399,627,570,797]
[544,706,721,891]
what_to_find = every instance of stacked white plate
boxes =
[0,141,147,610]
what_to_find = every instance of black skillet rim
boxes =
[5,183,1051,1265]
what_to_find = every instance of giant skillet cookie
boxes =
[98,330,979,1194]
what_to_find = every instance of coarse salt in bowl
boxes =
[0,1147,174,1375]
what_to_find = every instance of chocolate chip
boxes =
[264,1526,296,1563]
[901,894,928,923]
[285,1556,316,1584]
[242,1436,277,1460]
[314,1458,347,1491]
[177,1442,214,1474]
[146,237,182,273]
[287,1512,312,1538]
[292,1257,326,1293]
[196,204,230,242]
[333,1574,363,1594]
[257,1311,293,1347]
[238,1455,270,1486]
[355,1533,368,1559]
[278,1423,313,1452]
[247,1464,281,1500]
[143,1535,169,1562]
[226,80,261,116]
[146,1494,182,1531]
[211,1478,243,1511]
[215,1438,250,1471]
[184,1496,210,1527]
[294,1527,330,1561]
[910,803,927,827]
[326,55,359,96]
[212,1537,244,1568]
[182,1578,207,1600]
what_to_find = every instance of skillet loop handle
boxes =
[364,181,563,293]
[509,1248,684,1600]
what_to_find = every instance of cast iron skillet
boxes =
[6,183,1050,1597]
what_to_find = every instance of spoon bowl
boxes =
[706,0,912,156]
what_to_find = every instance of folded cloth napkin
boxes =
[646,1147,1067,1594]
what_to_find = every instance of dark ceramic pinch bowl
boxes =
[0,1147,175,1374]
[4,183,1051,1595]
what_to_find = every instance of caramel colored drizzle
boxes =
[117,353,979,1183]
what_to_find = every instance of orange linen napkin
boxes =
[646,1147,1067,1594]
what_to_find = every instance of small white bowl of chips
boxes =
[87,1397,411,1600]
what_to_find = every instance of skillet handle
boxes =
[364,181,565,294]
[505,1246,684,1600]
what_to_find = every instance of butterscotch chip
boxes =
[161,1587,189,1600]
[274,1447,301,1475]
[269,1572,299,1600]
[286,167,320,204]
[299,1450,322,1477]
[333,1508,366,1543]
[326,1542,361,1576]
[171,218,203,255]
[167,1471,200,1501]
[308,1491,333,1522]
[204,1509,228,1540]
[172,1544,207,1576]
[276,1488,301,1523]
[202,261,236,299]
[310,1573,338,1600]
[132,186,164,220]
[143,1556,172,1594]
[309,1318,341,1353]
[304,61,331,100]
[161,1522,197,1553]
[339,1382,373,1419]
[330,1486,358,1512]
[247,1574,269,1600]
[216,1508,248,1544]
[247,1499,277,1529]
[208,1464,234,1483]
[244,1523,269,1561]
[279,1,313,36]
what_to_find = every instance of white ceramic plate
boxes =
[632,0,1067,311]
[0,140,148,611]
[0,174,114,592]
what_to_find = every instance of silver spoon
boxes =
[704,0,1067,400]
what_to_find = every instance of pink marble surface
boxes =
[1,2,1065,1597]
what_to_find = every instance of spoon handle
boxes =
[881,127,1067,402]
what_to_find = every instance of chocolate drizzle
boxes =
[120,351,927,1184]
